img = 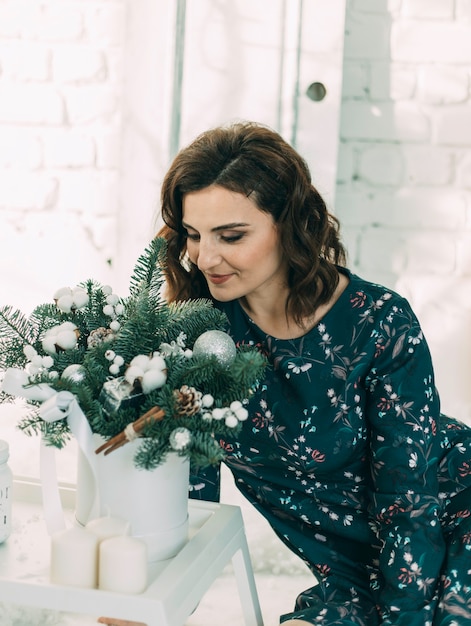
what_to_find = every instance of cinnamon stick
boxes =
[95,406,165,456]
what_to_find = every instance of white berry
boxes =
[201,394,214,408]
[225,414,239,428]
[105,350,116,361]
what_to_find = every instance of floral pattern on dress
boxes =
[190,269,471,625]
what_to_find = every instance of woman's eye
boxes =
[221,233,244,243]
[186,232,200,241]
[185,231,244,243]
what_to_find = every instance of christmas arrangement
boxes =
[0,238,266,470]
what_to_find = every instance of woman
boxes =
[158,121,471,625]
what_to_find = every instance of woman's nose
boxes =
[196,238,221,271]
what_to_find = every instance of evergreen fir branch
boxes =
[0,337,28,370]
[87,401,135,438]
[0,391,15,404]
[128,238,167,298]
[131,390,165,421]
[224,351,268,393]
[165,300,228,345]
[52,347,88,372]
[188,432,226,467]
[112,303,168,359]
[133,437,169,471]
[41,421,72,449]
[18,409,71,449]
[166,351,266,406]
[81,347,112,395]
[0,305,37,368]
[29,302,66,329]
[73,388,107,432]
[17,409,44,437]
[0,305,37,343]
[29,303,85,349]
[78,279,117,331]
[147,260,167,308]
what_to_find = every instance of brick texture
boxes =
[0,0,125,290]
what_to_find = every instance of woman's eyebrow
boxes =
[182,221,249,232]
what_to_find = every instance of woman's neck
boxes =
[238,271,349,340]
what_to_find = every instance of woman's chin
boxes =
[207,287,237,303]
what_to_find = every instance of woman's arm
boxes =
[365,297,445,624]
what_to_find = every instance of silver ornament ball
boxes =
[192,330,237,367]
[61,363,86,383]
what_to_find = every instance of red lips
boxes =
[206,274,233,285]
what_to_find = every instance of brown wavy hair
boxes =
[157,121,346,326]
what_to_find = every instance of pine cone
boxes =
[173,385,202,416]
[87,326,115,348]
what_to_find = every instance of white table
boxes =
[0,478,264,626]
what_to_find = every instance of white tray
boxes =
[0,478,263,626]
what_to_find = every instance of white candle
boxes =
[86,515,130,542]
[99,535,147,594]
[50,526,98,588]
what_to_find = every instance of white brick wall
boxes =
[337,1,471,422]
[0,0,125,313]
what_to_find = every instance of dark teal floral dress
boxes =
[190,269,471,625]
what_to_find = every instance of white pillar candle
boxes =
[50,526,98,588]
[99,535,147,594]
[86,515,130,542]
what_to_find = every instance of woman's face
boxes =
[182,185,287,304]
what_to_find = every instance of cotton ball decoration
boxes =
[124,353,167,393]
[192,330,237,367]
[124,365,145,386]
[148,354,166,371]
[141,369,167,394]
[72,289,89,310]
[42,322,79,354]
[53,286,89,313]
[130,354,150,371]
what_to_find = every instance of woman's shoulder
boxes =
[334,268,417,326]
[342,268,407,305]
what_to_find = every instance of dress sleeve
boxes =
[189,462,221,502]
[365,297,445,624]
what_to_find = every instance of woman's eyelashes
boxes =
[185,231,245,243]
[221,232,245,243]
[185,232,200,241]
